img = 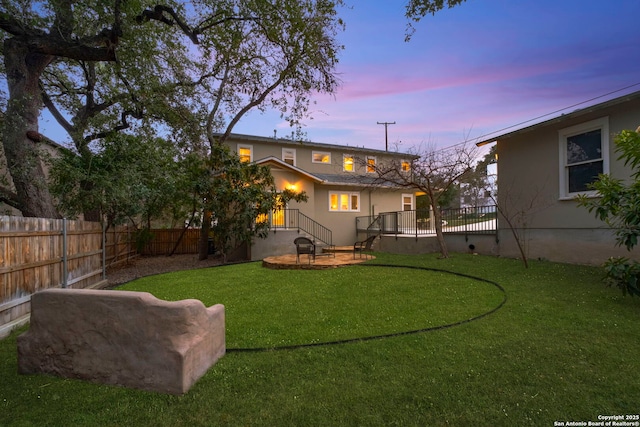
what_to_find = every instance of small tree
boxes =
[371,141,478,258]
[578,127,640,296]
[489,184,550,269]
[200,144,307,261]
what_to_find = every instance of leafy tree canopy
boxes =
[48,132,190,228]
[203,143,307,260]
[0,0,344,219]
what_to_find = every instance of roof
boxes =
[218,132,419,159]
[313,173,402,188]
[254,156,405,188]
[254,157,324,183]
[476,89,640,147]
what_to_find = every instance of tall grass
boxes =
[1,253,638,426]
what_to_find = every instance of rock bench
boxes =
[18,288,225,395]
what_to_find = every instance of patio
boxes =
[262,247,373,269]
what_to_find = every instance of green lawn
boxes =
[1,253,639,426]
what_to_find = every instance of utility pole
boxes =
[377,121,396,151]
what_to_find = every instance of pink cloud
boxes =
[333,52,593,103]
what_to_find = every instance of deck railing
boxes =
[266,209,332,246]
[356,205,497,240]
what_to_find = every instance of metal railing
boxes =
[356,205,497,240]
[266,209,332,246]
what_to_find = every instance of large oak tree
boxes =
[0,0,123,217]
[0,0,344,220]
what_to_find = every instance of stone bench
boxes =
[18,288,225,395]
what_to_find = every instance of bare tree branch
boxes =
[0,185,20,209]
[40,85,74,135]
[368,141,479,258]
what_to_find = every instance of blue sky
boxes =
[233,0,640,152]
[35,0,640,154]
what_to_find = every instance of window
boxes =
[256,195,286,227]
[237,144,253,163]
[559,117,609,198]
[312,151,331,164]
[343,154,354,172]
[402,194,414,211]
[282,148,296,166]
[366,156,376,173]
[329,191,360,212]
[272,195,286,227]
[401,160,411,172]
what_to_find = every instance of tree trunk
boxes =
[431,201,449,258]
[198,210,212,261]
[79,176,101,221]
[3,38,60,218]
[496,203,529,268]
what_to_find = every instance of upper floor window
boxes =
[366,156,376,173]
[329,191,360,212]
[238,144,253,163]
[401,160,411,172]
[558,117,609,199]
[312,151,331,164]
[282,148,296,166]
[343,154,354,172]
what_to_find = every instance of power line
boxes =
[437,82,640,152]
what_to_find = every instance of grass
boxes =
[1,253,639,426]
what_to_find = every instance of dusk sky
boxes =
[34,0,640,155]
[234,0,640,153]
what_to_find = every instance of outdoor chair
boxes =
[294,237,316,264]
[353,235,377,259]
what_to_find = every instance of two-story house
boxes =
[220,133,419,260]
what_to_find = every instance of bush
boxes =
[602,257,640,297]
[578,127,640,296]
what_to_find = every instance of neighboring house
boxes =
[459,162,497,209]
[476,90,640,265]
[220,133,419,259]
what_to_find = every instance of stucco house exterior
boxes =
[220,133,419,260]
[476,90,640,265]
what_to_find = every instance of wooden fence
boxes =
[139,228,201,255]
[0,216,203,338]
[0,216,137,338]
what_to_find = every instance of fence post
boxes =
[62,218,68,288]
[394,212,399,239]
[102,221,106,280]
[464,207,468,241]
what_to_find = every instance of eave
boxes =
[476,89,640,147]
